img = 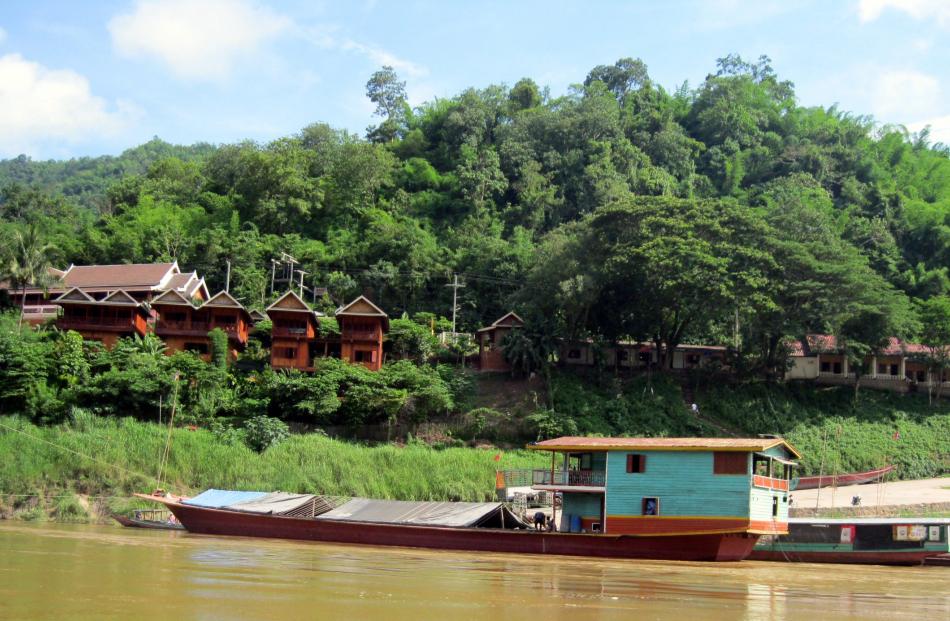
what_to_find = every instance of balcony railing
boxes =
[273,326,309,338]
[342,330,381,341]
[59,317,135,329]
[532,469,606,488]
[753,475,789,491]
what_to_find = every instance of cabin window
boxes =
[567,349,582,360]
[890,364,898,376]
[626,454,645,473]
[354,349,376,363]
[713,452,747,475]
[216,316,236,325]
[878,363,887,375]
[641,497,659,516]
[184,342,209,355]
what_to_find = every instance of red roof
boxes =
[796,334,931,357]
[528,436,801,458]
[61,263,177,289]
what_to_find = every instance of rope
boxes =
[0,419,156,484]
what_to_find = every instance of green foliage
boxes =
[388,318,437,363]
[243,415,290,452]
[208,327,228,370]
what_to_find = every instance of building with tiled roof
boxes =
[9,261,210,325]
[786,333,942,392]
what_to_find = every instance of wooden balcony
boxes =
[753,475,789,491]
[156,320,243,341]
[532,469,606,489]
[272,326,310,338]
[58,317,138,332]
[341,329,381,341]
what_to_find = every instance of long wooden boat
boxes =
[792,465,895,490]
[749,518,950,565]
[137,493,758,561]
[111,508,185,531]
[137,435,803,563]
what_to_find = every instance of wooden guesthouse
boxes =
[152,289,251,361]
[335,296,389,371]
[476,312,525,372]
[54,288,150,349]
[266,290,322,371]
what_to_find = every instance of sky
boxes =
[0,0,948,159]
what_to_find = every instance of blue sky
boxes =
[0,0,948,159]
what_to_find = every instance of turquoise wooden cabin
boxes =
[526,437,801,537]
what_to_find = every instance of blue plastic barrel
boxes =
[570,514,582,533]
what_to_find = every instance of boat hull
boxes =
[749,548,934,566]
[793,465,895,490]
[149,498,758,562]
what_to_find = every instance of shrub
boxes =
[243,415,290,452]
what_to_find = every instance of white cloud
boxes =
[858,0,950,27]
[870,69,940,120]
[109,0,291,80]
[0,54,135,157]
[339,39,427,78]
[908,115,950,146]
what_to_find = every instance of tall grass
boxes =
[698,382,950,479]
[0,415,547,503]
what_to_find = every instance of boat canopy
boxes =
[183,489,269,508]
[317,498,528,529]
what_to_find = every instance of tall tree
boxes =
[4,225,55,327]
[366,66,408,143]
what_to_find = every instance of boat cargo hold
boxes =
[140,435,801,562]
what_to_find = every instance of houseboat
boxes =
[139,436,800,562]
[749,517,950,565]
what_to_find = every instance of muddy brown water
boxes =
[1,522,948,620]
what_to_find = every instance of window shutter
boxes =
[626,454,634,473]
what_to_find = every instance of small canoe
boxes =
[792,465,895,490]
[111,508,184,530]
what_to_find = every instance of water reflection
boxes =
[0,522,948,620]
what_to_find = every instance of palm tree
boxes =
[5,225,55,327]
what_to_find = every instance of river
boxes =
[0,522,947,620]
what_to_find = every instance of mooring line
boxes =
[0,419,157,485]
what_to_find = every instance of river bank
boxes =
[0,415,546,523]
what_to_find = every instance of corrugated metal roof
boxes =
[528,436,801,458]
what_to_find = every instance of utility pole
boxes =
[295,269,308,298]
[269,259,277,296]
[225,260,231,293]
[444,274,465,334]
